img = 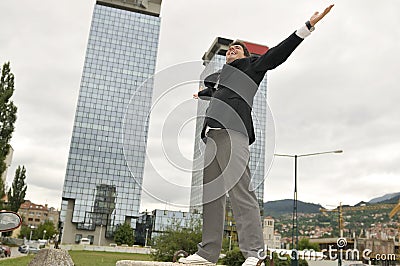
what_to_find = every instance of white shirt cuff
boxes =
[295,24,312,39]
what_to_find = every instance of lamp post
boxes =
[43,230,47,240]
[228,221,233,251]
[29,226,35,242]
[275,150,343,266]
[145,228,149,247]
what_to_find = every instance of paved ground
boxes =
[0,246,28,260]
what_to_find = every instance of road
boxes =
[0,246,28,260]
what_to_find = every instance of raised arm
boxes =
[252,4,334,72]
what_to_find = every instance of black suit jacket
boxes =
[199,32,304,145]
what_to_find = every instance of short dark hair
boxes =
[229,41,250,57]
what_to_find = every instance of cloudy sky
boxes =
[1,0,399,212]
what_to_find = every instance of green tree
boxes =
[151,218,202,262]
[0,62,17,190]
[114,222,135,246]
[222,236,239,253]
[7,166,27,212]
[298,238,320,251]
[18,225,33,239]
[222,247,245,266]
[0,177,6,210]
[33,220,58,240]
[221,249,309,266]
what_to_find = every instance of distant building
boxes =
[224,199,237,244]
[18,200,59,228]
[357,238,396,261]
[263,216,281,249]
[135,209,201,246]
[60,0,163,246]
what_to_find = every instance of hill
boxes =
[263,199,323,217]
[369,192,400,204]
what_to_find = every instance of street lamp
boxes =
[98,224,103,246]
[145,228,149,247]
[43,230,47,240]
[228,221,233,251]
[274,150,342,266]
[29,225,35,242]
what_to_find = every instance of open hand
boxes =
[310,4,334,26]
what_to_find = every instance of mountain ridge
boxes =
[264,192,399,217]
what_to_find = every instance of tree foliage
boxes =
[114,222,135,246]
[151,218,202,262]
[221,248,309,266]
[221,247,245,266]
[298,238,320,251]
[18,225,33,239]
[221,236,239,253]
[7,165,27,212]
[18,220,57,240]
[0,62,17,180]
[0,177,6,210]
[34,220,58,240]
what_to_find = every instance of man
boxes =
[182,5,334,266]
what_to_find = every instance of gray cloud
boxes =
[1,0,399,211]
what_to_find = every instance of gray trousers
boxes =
[196,129,264,263]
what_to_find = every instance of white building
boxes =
[263,216,281,249]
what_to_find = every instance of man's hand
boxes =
[310,4,334,26]
[193,86,204,99]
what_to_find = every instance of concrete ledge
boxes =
[61,244,153,254]
[28,249,74,266]
[116,261,179,266]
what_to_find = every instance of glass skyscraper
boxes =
[190,37,269,220]
[60,0,162,245]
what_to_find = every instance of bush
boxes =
[151,219,202,262]
[114,223,134,246]
[221,247,245,266]
[221,249,308,266]
[271,252,308,266]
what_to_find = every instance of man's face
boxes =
[226,44,246,63]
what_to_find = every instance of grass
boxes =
[69,250,152,266]
[0,255,35,266]
[0,251,152,266]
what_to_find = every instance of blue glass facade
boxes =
[135,209,202,245]
[60,1,161,244]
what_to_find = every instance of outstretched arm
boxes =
[252,4,334,72]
